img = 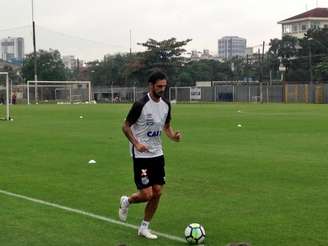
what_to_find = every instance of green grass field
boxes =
[1,103,328,246]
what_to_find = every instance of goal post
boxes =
[27,81,92,104]
[0,72,10,120]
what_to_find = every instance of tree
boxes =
[268,35,310,81]
[268,36,298,68]
[177,71,193,86]
[22,49,67,81]
[136,38,192,84]
[85,53,138,87]
[0,64,23,84]
[314,57,328,81]
[268,39,282,80]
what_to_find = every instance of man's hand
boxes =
[135,142,149,152]
[173,131,181,142]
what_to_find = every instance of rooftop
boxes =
[279,8,328,23]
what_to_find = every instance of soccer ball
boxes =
[184,223,206,244]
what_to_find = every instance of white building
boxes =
[0,37,24,63]
[189,49,221,61]
[63,55,78,70]
[245,47,253,56]
[190,50,200,60]
[218,36,247,60]
[278,8,328,39]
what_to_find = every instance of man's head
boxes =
[148,71,168,99]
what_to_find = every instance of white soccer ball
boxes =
[237,124,242,127]
[88,160,96,164]
[79,115,84,119]
[184,223,206,244]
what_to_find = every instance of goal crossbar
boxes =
[27,80,92,104]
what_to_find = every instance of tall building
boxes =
[0,37,24,63]
[278,8,328,38]
[218,36,247,60]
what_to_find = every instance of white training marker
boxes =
[237,124,242,127]
[88,160,96,164]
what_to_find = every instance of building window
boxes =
[301,24,307,31]
[324,24,328,28]
[283,24,292,33]
[292,24,298,32]
[311,21,320,29]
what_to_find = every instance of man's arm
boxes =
[163,122,181,142]
[122,121,148,152]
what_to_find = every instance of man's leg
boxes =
[138,185,163,239]
[119,187,153,222]
[144,185,162,221]
[119,157,153,222]
[120,186,159,220]
[129,187,153,203]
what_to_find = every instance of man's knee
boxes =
[152,187,162,199]
[141,189,153,201]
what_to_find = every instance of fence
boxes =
[2,83,328,104]
[169,83,328,104]
[93,86,148,103]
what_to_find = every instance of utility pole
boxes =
[309,38,314,103]
[261,41,265,82]
[309,42,313,84]
[32,0,38,103]
[258,48,261,82]
[246,54,249,83]
[76,58,80,80]
[129,29,132,55]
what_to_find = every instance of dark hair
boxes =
[147,70,168,85]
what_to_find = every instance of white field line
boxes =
[0,189,185,243]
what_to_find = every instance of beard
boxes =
[154,90,164,98]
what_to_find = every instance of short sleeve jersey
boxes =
[125,93,171,158]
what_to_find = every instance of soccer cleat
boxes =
[118,196,129,222]
[138,228,158,239]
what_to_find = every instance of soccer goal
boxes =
[0,72,10,120]
[26,81,92,104]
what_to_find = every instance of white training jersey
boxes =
[125,93,171,158]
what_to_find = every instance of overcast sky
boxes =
[0,0,328,61]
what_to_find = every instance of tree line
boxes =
[19,28,328,86]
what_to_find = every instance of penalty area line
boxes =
[0,188,185,243]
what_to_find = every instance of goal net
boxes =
[27,81,92,104]
[0,72,10,120]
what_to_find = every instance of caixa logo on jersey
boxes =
[147,130,161,137]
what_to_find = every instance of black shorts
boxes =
[133,155,166,190]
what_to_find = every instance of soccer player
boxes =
[119,70,181,239]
